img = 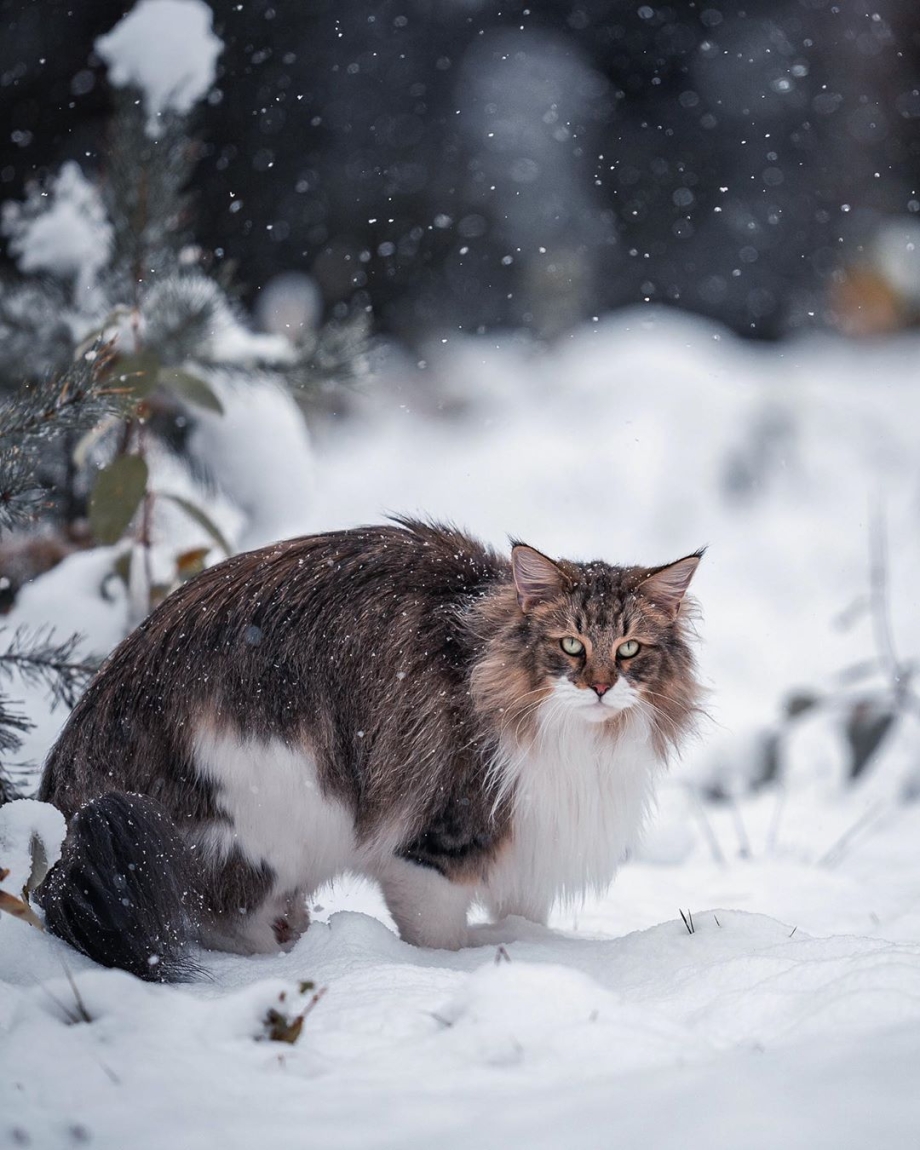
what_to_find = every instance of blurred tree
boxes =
[0,0,918,342]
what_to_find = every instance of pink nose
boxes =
[592,683,611,697]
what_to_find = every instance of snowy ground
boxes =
[3,309,920,1147]
[4,798,920,1150]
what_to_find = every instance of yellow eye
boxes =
[560,636,585,656]
[617,639,640,658]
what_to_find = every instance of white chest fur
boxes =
[483,710,662,922]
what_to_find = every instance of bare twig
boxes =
[818,801,887,868]
[728,795,752,859]
[766,784,786,854]
[686,786,727,867]
[869,501,911,709]
[301,984,327,1021]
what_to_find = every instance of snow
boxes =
[1,162,112,294]
[3,310,920,1146]
[95,0,222,135]
[3,848,920,1148]
[0,800,65,897]
[196,285,297,365]
[188,378,315,550]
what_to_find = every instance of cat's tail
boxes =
[35,792,201,982]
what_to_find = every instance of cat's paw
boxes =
[397,920,470,951]
[468,916,553,947]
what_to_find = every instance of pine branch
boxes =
[0,627,97,710]
[0,347,122,532]
[103,91,197,300]
[0,626,95,796]
[0,696,33,758]
[0,450,45,534]
[0,346,119,443]
[143,274,222,364]
[0,685,31,805]
[0,280,74,390]
[286,303,375,392]
[0,763,20,804]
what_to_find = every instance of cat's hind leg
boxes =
[194,843,309,955]
[377,858,472,950]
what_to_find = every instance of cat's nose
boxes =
[592,683,611,697]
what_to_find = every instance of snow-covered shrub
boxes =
[0,0,372,791]
[0,0,370,591]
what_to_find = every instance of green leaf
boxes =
[159,368,224,414]
[89,455,148,545]
[161,493,232,556]
[112,550,133,587]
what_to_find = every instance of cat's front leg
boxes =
[482,857,553,927]
[377,858,472,950]
[484,894,551,928]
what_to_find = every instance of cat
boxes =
[36,518,703,980]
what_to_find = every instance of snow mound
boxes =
[434,961,698,1073]
[2,906,919,1149]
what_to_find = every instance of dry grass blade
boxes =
[679,908,695,935]
[62,963,94,1024]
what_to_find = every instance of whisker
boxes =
[633,685,699,712]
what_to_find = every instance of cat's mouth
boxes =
[581,696,636,722]
[548,679,639,723]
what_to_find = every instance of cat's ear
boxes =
[511,545,571,612]
[639,550,704,616]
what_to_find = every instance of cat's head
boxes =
[473,542,703,750]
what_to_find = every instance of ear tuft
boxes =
[511,545,571,613]
[639,550,703,615]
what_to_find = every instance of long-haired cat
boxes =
[36,518,703,979]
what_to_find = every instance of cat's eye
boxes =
[617,639,641,659]
[560,636,585,656]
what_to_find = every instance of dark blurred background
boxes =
[1,0,918,342]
